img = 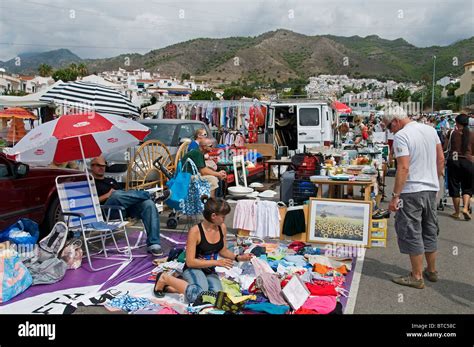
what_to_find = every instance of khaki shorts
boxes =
[201,175,219,191]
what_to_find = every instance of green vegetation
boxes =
[190,90,218,100]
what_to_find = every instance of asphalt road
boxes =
[354,176,474,314]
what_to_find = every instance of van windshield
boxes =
[142,123,176,146]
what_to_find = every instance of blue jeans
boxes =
[182,268,222,303]
[104,190,160,247]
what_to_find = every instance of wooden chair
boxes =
[174,139,191,170]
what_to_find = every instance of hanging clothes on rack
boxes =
[251,200,280,239]
[164,101,177,119]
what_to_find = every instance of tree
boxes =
[190,90,217,100]
[52,68,79,82]
[222,86,255,100]
[38,64,53,77]
[77,63,88,77]
[150,96,157,105]
[181,73,191,81]
[392,87,411,103]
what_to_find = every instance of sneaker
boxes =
[423,269,438,282]
[391,273,425,289]
[147,244,163,257]
[153,189,171,203]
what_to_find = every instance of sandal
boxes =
[450,213,461,220]
[153,272,169,298]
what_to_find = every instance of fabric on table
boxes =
[257,272,287,306]
[305,283,338,296]
[306,254,352,271]
[244,302,290,315]
[301,296,337,314]
[251,257,274,277]
[105,295,152,313]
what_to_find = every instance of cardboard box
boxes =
[244,143,275,159]
[370,238,387,248]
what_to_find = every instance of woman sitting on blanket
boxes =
[153,196,253,303]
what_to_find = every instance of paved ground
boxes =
[354,176,474,314]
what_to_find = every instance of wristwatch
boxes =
[392,192,400,198]
[234,255,239,262]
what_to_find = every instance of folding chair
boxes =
[56,173,133,271]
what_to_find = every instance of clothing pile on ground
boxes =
[100,241,352,315]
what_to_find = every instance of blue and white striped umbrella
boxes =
[40,81,139,118]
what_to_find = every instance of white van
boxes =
[268,100,335,151]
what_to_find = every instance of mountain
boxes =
[3,31,473,82]
[0,49,82,75]
[84,29,473,83]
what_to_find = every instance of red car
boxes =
[0,153,81,235]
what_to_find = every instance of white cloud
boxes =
[0,0,472,61]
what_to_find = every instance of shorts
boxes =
[394,191,439,255]
[447,158,473,197]
[282,209,306,236]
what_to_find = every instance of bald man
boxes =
[90,156,168,256]
[180,138,226,198]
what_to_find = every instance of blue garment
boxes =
[187,140,199,151]
[244,303,290,315]
[284,255,309,268]
[106,294,152,313]
[104,190,160,246]
[182,268,223,303]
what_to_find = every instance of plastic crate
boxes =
[292,179,317,203]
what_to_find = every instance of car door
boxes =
[296,105,322,151]
[0,159,38,229]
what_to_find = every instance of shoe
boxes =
[423,269,438,282]
[147,244,163,257]
[450,212,461,220]
[153,272,169,298]
[462,210,471,221]
[391,273,425,289]
[153,189,171,203]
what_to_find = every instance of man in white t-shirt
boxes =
[383,107,445,289]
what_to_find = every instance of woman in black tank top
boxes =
[153,196,253,303]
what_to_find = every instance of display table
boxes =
[266,158,292,181]
[310,177,377,201]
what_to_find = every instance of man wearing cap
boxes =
[90,156,169,256]
[383,107,445,289]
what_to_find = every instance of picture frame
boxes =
[307,198,372,247]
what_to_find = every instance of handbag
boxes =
[166,161,192,211]
[183,159,211,216]
[60,239,83,270]
[0,247,33,303]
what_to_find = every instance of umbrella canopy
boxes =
[40,81,139,118]
[331,100,352,114]
[5,112,150,165]
[0,107,37,119]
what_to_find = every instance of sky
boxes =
[0,0,473,61]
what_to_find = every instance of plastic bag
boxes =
[0,218,39,245]
[0,248,33,303]
[60,239,83,270]
[166,160,191,211]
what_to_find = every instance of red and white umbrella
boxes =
[5,112,150,165]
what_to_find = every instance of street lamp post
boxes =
[431,55,436,114]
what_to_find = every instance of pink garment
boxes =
[233,200,257,231]
[257,273,287,306]
[301,296,337,314]
[157,307,179,315]
[251,257,274,277]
